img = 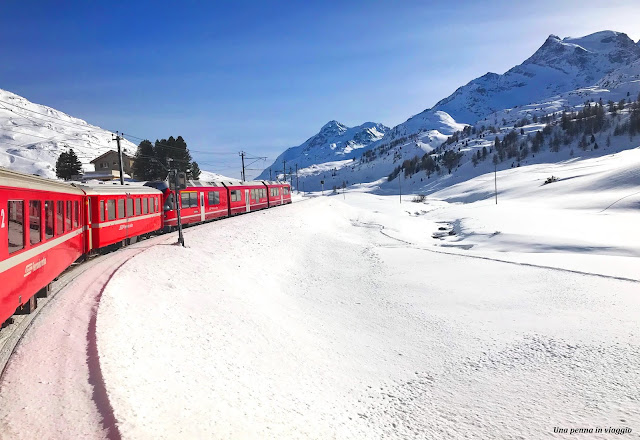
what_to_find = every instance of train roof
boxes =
[185,179,290,187]
[72,182,162,196]
[0,167,85,195]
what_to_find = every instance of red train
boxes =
[0,169,292,328]
[145,179,291,231]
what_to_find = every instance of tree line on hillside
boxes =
[386,92,640,182]
[132,136,201,181]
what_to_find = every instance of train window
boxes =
[74,201,79,228]
[45,201,54,239]
[142,198,148,215]
[56,201,64,235]
[107,199,116,220]
[181,192,198,208]
[149,198,154,213]
[208,191,219,205]
[117,199,125,219]
[135,198,141,215]
[29,200,42,245]
[100,200,105,222]
[155,197,159,212]
[126,198,133,217]
[66,201,72,231]
[230,190,241,202]
[8,200,24,254]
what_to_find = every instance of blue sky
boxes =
[1,0,639,178]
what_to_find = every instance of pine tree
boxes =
[189,161,201,180]
[132,140,156,181]
[55,149,82,180]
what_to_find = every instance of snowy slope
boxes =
[3,144,640,437]
[257,120,389,180]
[271,30,640,193]
[432,31,640,124]
[290,111,465,192]
[0,88,138,179]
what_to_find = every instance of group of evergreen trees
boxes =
[387,91,640,184]
[132,136,201,181]
[55,136,201,182]
[55,149,82,180]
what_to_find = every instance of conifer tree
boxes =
[56,148,82,180]
[132,140,156,181]
[189,161,201,180]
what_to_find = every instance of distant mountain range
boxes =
[1,30,638,189]
[261,30,640,190]
[257,121,389,179]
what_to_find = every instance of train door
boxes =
[245,190,250,212]
[280,189,283,205]
[86,197,92,252]
[200,192,205,222]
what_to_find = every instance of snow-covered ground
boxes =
[0,149,638,439]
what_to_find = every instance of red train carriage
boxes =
[0,169,85,325]
[148,179,292,231]
[145,181,228,231]
[261,181,292,207]
[76,184,163,251]
[224,181,270,215]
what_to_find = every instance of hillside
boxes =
[0,88,139,179]
[257,121,389,180]
[265,30,640,193]
[431,31,640,124]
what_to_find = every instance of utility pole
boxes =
[269,168,272,180]
[112,132,125,185]
[494,164,498,204]
[168,163,185,247]
[289,166,293,187]
[399,169,403,204]
[295,164,298,193]
[283,159,286,182]
[239,151,246,181]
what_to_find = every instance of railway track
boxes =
[0,253,111,380]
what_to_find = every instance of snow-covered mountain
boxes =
[0,88,139,179]
[257,121,389,180]
[432,31,640,124]
[265,30,640,192]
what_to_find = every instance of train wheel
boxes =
[37,284,51,299]
[16,295,37,315]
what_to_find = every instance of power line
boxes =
[0,98,107,132]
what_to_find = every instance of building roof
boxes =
[90,150,133,164]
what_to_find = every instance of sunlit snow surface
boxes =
[0,149,639,439]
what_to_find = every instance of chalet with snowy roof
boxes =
[90,150,135,178]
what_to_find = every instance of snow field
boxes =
[96,186,639,438]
